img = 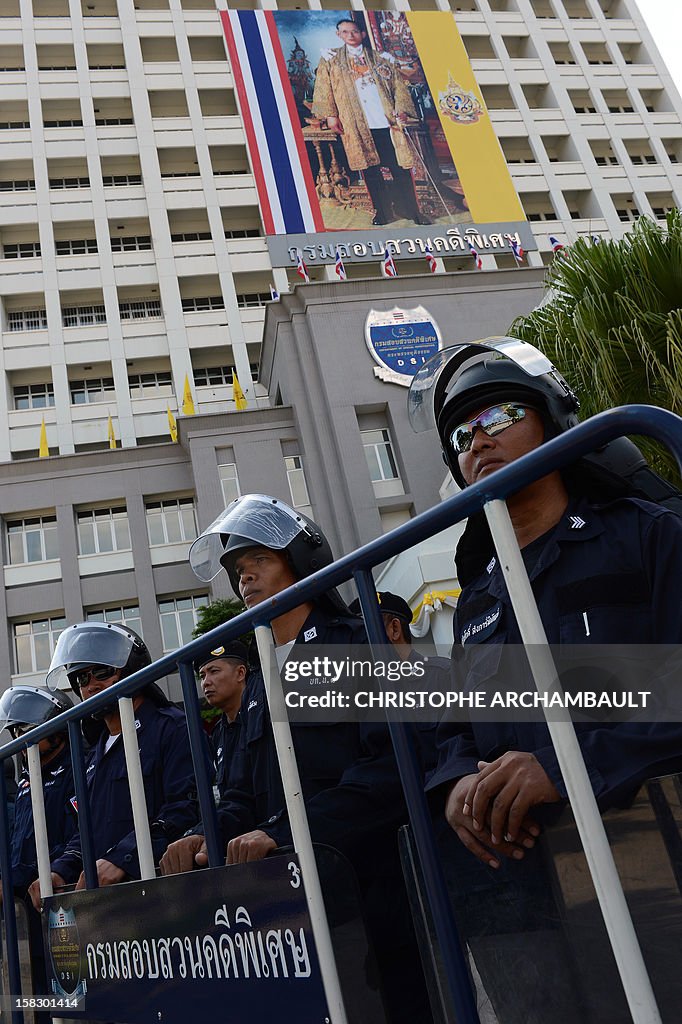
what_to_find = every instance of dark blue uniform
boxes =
[52,700,205,883]
[428,497,682,801]
[210,713,242,800]
[10,744,77,892]
[427,496,682,1024]
[206,605,431,1024]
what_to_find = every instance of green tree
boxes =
[510,211,682,483]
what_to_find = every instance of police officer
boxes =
[28,622,206,906]
[0,686,77,899]
[161,494,432,1024]
[195,641,248,799]
[0,686,77,999]
[408,335,682,1023]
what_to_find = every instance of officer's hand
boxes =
[445,775,538,869]
[160,835,208,876]
[463,752,560,846]
[326,115,343,134]
[227,830,277,865]
[28,873,67,912]
[74,859,126,890]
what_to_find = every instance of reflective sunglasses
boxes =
[71,665,118,691]
[450,403,527,455]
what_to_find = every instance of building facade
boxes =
[0,0,680,690]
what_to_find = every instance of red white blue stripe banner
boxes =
[221,10,324,236]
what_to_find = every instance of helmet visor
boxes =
[189,494,306,582]
[46,623,135,692]
[0,686,71,732]
[407,337,555,433]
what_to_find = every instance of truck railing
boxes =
[0,403,680,1024]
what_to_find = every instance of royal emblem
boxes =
[47,905,86,999]
[365,307,442,387]
[438,74,484,125]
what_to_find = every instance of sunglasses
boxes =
[450,403,527,455]
[71,665,118,691]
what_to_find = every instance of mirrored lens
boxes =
[74,666,117,690]
[450,404,526,454]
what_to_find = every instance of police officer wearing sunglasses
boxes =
[27,622,209,907]
[408,336,682,1024]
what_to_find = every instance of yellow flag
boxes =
[167,405,178,443]
[182,374,195,416]
[107,413,117,450]
[232,370,248,411]
[39,418,49,458]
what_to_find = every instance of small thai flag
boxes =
[506,234,525,263]
[296,249,310,283]
[335,247,347,281]
[425,244,437,274]
[549,235,565,253]
[269,284,279,301]
[468,241,482,270]
[382,248,398,278]
[592,234,601,244]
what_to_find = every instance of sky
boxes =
[635,0,682,99]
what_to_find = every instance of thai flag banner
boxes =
[221,11,324,236]
[468,241,482,270]
[425,244,437,274]
[382,248,398,278]
[335,247,347,280]
[549,235,565,252]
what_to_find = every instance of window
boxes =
[181,296,225,313]
[194,363,259,387]
[0,121,31,130]
[77,506,131,555]
[118,298,162,320]
[218,463,240,506]
[129,371,172,398]
[146,498,197,546]
[14,615,66,675]
[236,292,270,308]
[361,428,400,483]
[7,516,59,564]
[70,377,115,405]
[13,382,54,410]
[102,174,142,186]
[110,235,152,252]
[62,304,107,328]
[171,231,211,242]
[3,242,41,259]
[95,116,133,126]
[49,176,90,189]
[158,595,208,651]
[285,455,311,508]
[224,227,260,239]
[55,238,98,256]
[86,605,142,635]
[44,119,83,127]
[0,179,35,191]
[7,309,48,332]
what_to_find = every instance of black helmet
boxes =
[0,685,73,738]
[408,336,579,487]
[46,621,151,697]
[189,494,348,613]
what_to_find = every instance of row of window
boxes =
[3,236,152,259]
[5,294,270,332]
[0,172,255,192]
[7,498,198,566]
[13,595,207,675]
[13,364,261,409]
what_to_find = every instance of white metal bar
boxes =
[484,498,661,1024]
[27,745,54,900]
[254,624,348,1024]
[118,697,156,881]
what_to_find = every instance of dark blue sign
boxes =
[365,307,441,386]
[42,857,329,1023]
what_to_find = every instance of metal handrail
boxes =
[1,404,681,1024]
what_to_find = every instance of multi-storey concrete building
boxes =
[0,0,679,691]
